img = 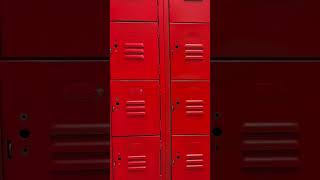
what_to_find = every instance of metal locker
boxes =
[0,62,109,180]
[110,0,158,21]
[1,0,107,57]
[110,22,159,80]
[170,0,210,22]
[111,81,160,136]
[172,81,210,135]
[170,23,210,80]
[112,136,160,180]
[172,135,210,180]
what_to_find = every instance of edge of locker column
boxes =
[158,0,171,179]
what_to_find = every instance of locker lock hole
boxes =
[19,129,31,139]
[175,45,179,49]
[114,44,118,48]
[116,102,120,106]
[21,147,29,156]
[212,128,223,137]
[20,113,28,121]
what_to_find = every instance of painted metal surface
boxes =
[170,0,210,22]
[110,22,159,80]
[112,136,160,180]
[170,23,210,80]
[172,81,210,135]
[211,62,320,180]
[1,0,108,57]
[110,0,158,21]
[172,135,210,180]
[111,81,160,136]
[212,0,320,58]
[0,62,109,180]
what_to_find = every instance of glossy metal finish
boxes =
[110,0,158,21]
[112,136,160,180]
[170,0,210,23]
[110,22,159,80]
[172,135,210,180]
[172,81,210,134]
[111,81,160,136]
[170,23,210,80]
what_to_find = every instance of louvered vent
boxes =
[185,100,204,116]
[128,155,147,171]
[184,43,204,61]
[124,43,145,60]
[50,123,109,175]
[241,122,300,170]
[126,100,146,117]
[186,154,204,169]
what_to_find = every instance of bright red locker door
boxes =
[111,81,160,136]
[171,23,210,80]
[110,22,159,80]
[1,0,108,57]
[172,135,210,180]
[172,81,210,135]
[0,62,109,180]
[110,0,158,21]
[170,0,210,22]
[112,136,160,180]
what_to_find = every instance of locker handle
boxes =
[7,140,13,159]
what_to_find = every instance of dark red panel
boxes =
[212,0,320,57]
[110,0,158,21]
[170,0,210,22]
[172,81,210,135]
[111,81,160,136]
[2,0,108,57]
[110,22,159,80]
[0,62,109,179]
[172,135,210,180]
[212,62,320,180]
[170,23,210,80]
[112,136,160,180]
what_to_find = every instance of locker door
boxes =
[113,136,160,180]
[110,0,158,21]
[2,0,108,57]
[170,0,210,22]
[172,135,210,180]
[171,23,210,80]
[1,62,109,180]
[110,22,159,80]
[172,81,210,135]
[111,81,160,136]
[212,62,320,180]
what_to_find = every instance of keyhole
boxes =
[116,102,120,106]
[114,44,118,48]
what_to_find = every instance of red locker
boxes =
[171,23,210,80]
[172,135,210,180]
[0,62,109,180]
[211,62,320,180]
[170,0,210,22]
[212,0,320,57]
[110,0,158,21]
[110,22,159,80]
[112,136,160,180]
[172,81,210,135]
[1,0,108,57]
[111,81,160,136]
